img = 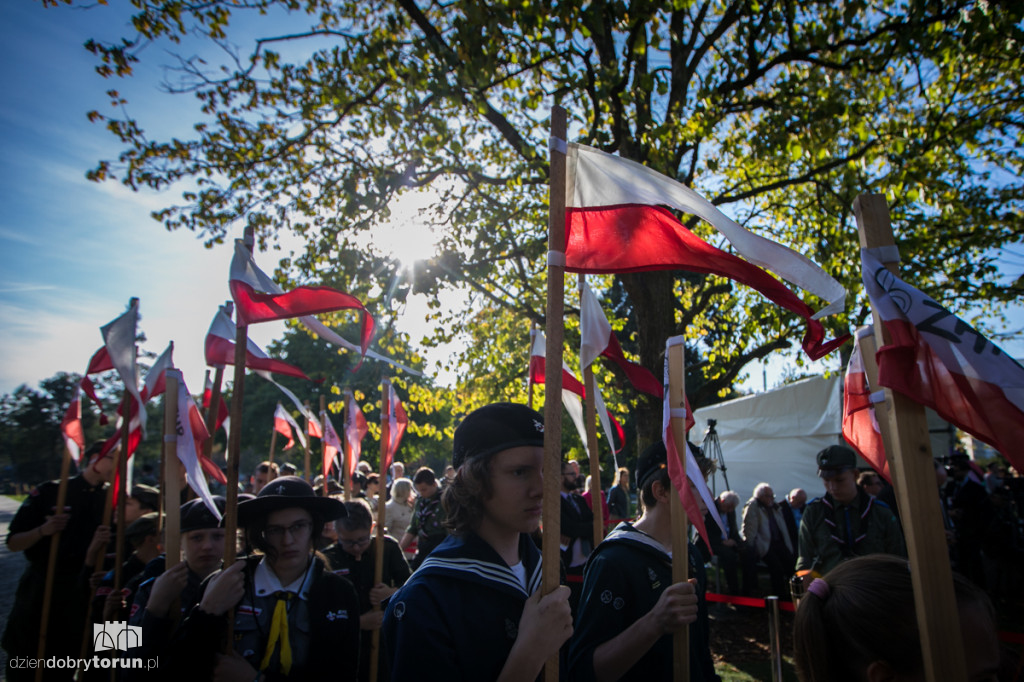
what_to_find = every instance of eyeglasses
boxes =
[263,520,313,541]
[339,535,371,548]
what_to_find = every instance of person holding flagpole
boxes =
[323,498,410,682]
[383,403,573,682]
[568,440,720,682]
[178,476,359,681]
[3,441,113,681]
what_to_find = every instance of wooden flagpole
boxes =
[304,400,314,483]
[222,225,253,650]
[542,105,567,682]
[320,395,328,494]
[112,387,132,597]
[268,423,278,465]
[580,276,604,549]
[203,304,231,462]
[666,337,690,680]
[163,371,182,570]
[343,390,353,502]
[854,194,967,682]
[369,379,391,682]
[35,437,74,676]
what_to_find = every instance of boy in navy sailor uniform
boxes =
[383,403,573,681]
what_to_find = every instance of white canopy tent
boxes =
[690,375,955,503]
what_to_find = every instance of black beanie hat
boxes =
[452,403,545,469]
[180,497,227,533]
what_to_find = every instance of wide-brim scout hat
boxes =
[180,496,227,533]
[238,476,346,525]
[452,403,545,469]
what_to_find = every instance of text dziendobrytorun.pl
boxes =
[7,656,159,671]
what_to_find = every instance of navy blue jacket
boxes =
[383,532,550,681]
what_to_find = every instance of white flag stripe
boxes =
[579,280,612,370]
[100,300,146,439]
[172,371,222,521]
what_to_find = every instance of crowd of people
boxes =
[3,403,1019,681]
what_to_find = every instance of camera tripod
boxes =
[703,419,730,494]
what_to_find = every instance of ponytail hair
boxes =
[793,554,994,682]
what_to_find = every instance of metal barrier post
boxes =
[767,595,782,682]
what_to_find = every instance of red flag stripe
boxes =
[566,205,849,360]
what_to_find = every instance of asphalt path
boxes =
[0,495,28,680]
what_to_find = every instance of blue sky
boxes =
[0,2,451,397]
[1,2,1021,401]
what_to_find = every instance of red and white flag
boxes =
[203,374,230,439]
[842,326,890,482]
[142,342,174,401]
[170,370,224,520]
[60,383,85,464]
[80,346,114,423]
[307,412,323,439]
[274,402,302,451]
[321,411,343,476]
[344,390,369,480]
[230,240,374,357]
[100,300,146,439]
[382,381,408,473]
[862,248,1024,471]
[205,305,318,381]
[662,337,723,552]
[529,330,625,458]
[579,279,663,398]
[563,143,849,360]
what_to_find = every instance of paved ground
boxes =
[0,495,28,680]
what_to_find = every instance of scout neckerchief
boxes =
[820,489,874,558]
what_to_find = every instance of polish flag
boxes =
[80,346,114,423]
[344,390,369,478]
[274,402,300,451]
[842,326,890,482]
[307,412,323,439]
[202,375,230,437]
[662,337,724,552]
[230,240,374,359]
[382,381,408,473]
[204,305,318,381]
[563,143,849,360]
[142,342,174,401]
[579,279,663,398]
[529,330,625,458]
[322,411,343,476]
[529,330,586,396]
[169,370,225,519]
[100,299,146,439]
[862,248,1024,471]
[60,383,85,464]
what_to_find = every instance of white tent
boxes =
[691,374,957,504]
[691,375,845,503]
